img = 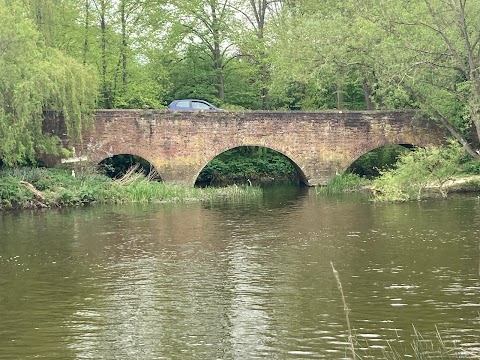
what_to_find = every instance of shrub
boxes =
[372,141,466,202]
[0,176,34,209]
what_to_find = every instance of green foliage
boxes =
[222,58,266,110]
[2,0,479,170]
[197,147,297,184]
[0,0,97,166]
[0,176,34,209]
[461,156,480,175]
[221,103,246,110]
[269,0,379,110]
[316,173,370,195]
[0,167,262,210]
[364,0,480,148]
[200,184,262,203]
[348,145,412,178]
[165,46,219,106]
[372,141,466,202]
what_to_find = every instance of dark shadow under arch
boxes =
[346,144,415,178]
[98,154,162,181]
[194,146,307,186]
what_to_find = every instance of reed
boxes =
[316,173,370,195]
[200,184,262,202]
[383,325,479,359]
[328,262,479,359]
[330,261,356,360]
[0,167,263,209]
[330,262,480,360]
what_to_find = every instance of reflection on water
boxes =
[0,189,479,359]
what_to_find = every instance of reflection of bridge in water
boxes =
[46,109,447,186]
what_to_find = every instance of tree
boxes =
[230,0,283,109]
[364,0,480,159]
[372,141,466,201]
[268,0,379,110]
[0,1,97,166]
[170,0,240,100]
[72,0,171,109]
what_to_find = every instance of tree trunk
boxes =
[82,0,90,65]
[361,78,374,110]
[99,0,110,108]
[251,0,270,109]
[211,5,224,100]
[120,0,127,88]
[336,66,345,109]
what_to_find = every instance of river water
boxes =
[0,186,479,359]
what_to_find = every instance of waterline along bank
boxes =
[0,167,262,210]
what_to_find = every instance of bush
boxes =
[372,141,466,201]
[0,176,34,209]
[197,147,297,184]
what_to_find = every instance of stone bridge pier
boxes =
[50,109,447,186]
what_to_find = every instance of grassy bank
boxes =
[315,173,371,195]
[0,167,262,210]
[317,172,480,199]
[316,143,480,201]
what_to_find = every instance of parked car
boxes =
[168,99,220,111]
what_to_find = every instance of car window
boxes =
[192,101,211,110]
[176,100,190,108]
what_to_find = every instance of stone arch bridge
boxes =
[48,109,447,186]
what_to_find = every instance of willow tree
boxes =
[0,1,98,166]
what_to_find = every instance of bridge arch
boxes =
[193,145,309,185]
[344,144,415,178]
[98,153,162,181]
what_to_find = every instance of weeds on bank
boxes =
[371,141,478,202]
[316,173,370,195]
[0,167,262,210]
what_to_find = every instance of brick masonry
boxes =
[47,109,448,186]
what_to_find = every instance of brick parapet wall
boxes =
[45,109,447,186]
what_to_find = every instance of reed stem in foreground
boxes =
[330,261,356,360]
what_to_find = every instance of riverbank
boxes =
[3,167,479,211]
[370,173,480,201]
[430,174,480,192]
[316,173,480,199]
[0,167,262,211]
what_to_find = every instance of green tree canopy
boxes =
[369,0,480,159]
[0,1,98,166]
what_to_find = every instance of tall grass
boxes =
[0,167,262,210]
[316,173,370,195]
[200,184,262,202]
[331,262,356,359]
[383,326,479,359]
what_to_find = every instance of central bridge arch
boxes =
[194,145,308,185]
